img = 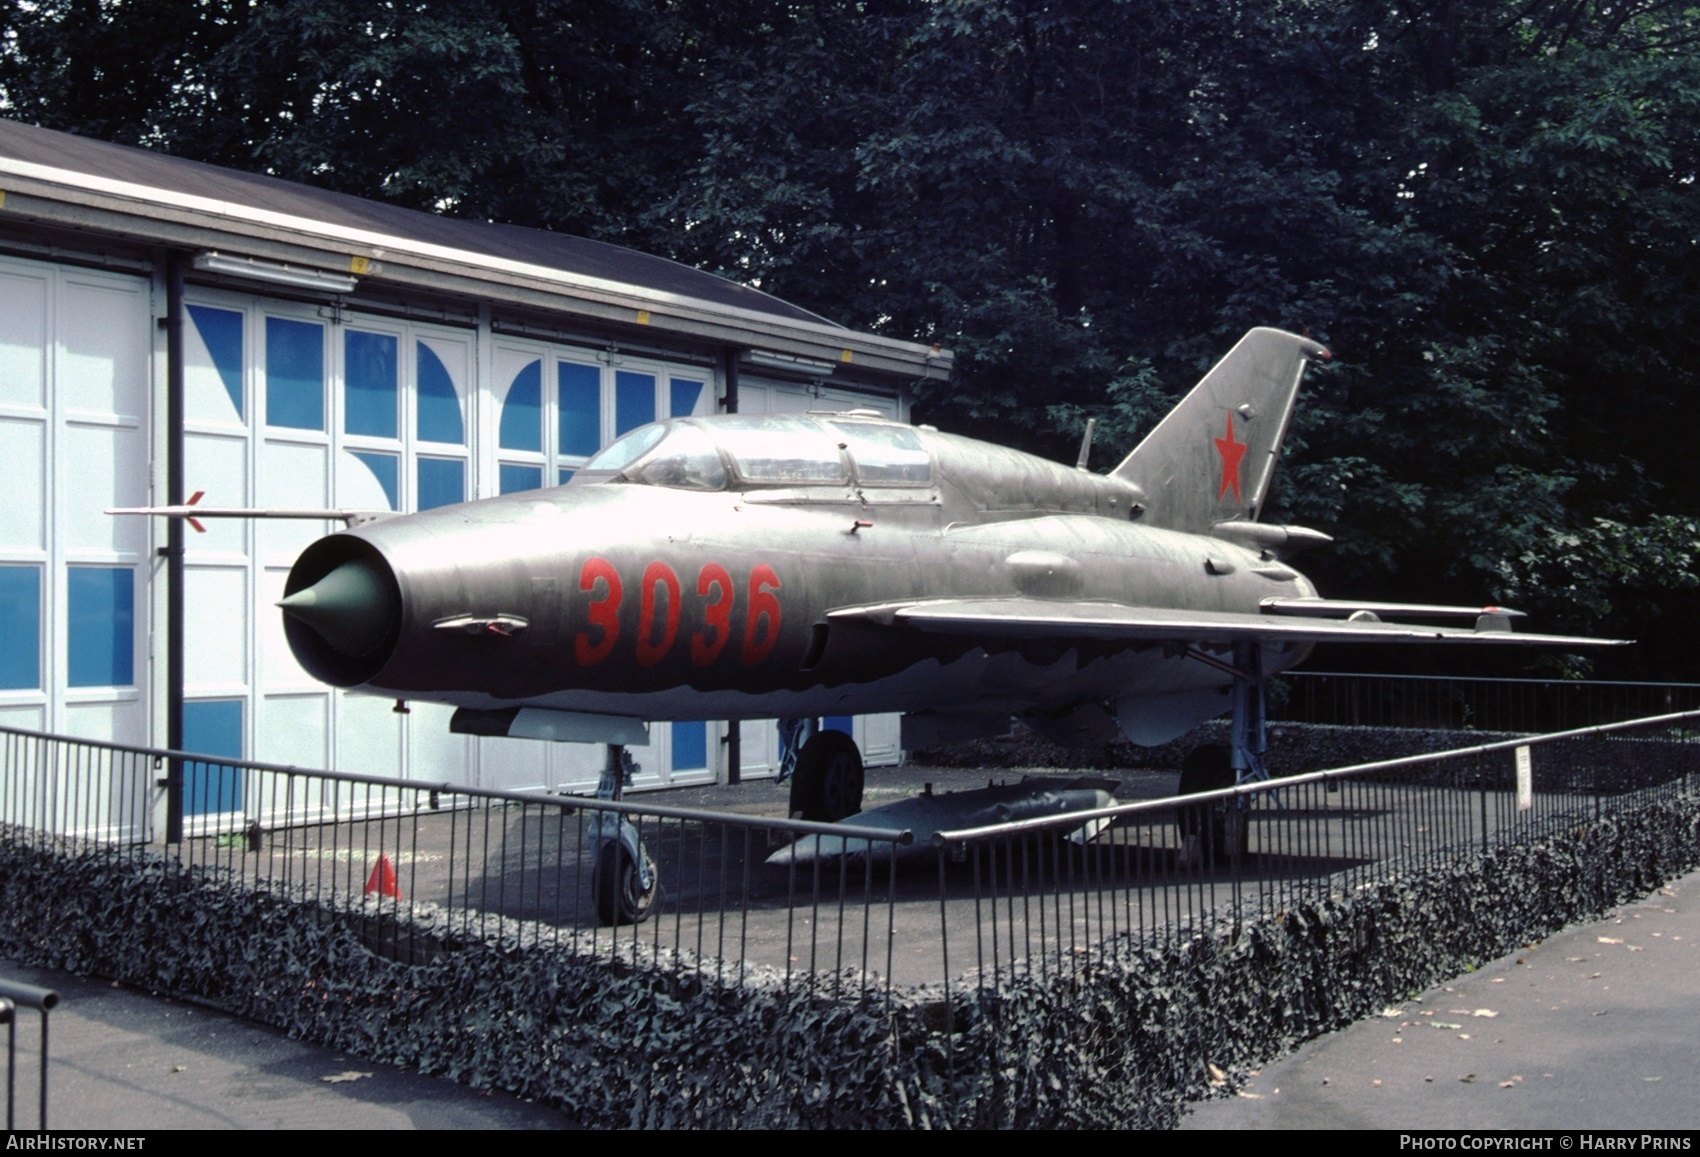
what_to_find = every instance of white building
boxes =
[0,119,949,804]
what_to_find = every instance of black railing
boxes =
[1,977,58,1130]
[2,708,1696,1012]
[930,711,1700,1003]
[0,727,916,1000]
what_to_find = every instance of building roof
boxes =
[0,118,949,381]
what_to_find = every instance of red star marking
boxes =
[1213,414,1247,502]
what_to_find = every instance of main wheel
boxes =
[592,839,657,926]
[1175,744,1246,864]
[787,730,864,823]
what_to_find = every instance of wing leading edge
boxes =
[828,597,1625,649]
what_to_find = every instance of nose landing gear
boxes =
[590,744,658,925]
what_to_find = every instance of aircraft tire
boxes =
[1175,744,1246,864]
[592,839,657,926]
[788,730,865,823]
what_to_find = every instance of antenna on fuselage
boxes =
[1074,417,1097,471]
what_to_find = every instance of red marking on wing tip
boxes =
[187,518,206,534]
[187,490,204,505]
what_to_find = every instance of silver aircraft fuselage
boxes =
[278,329,1608,747]
[281,419,1315,731]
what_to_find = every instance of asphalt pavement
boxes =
[1182,867,1700,1131]
[0,960,573,1130]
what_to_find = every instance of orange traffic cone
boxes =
[364,853,402,900]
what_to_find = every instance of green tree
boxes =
[0,0,763,245]
[1276,1,1700,674]
[5,0,1696,674]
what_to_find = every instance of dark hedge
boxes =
[2,793,1696,1128]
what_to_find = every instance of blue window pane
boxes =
[670,377,705,418]
[184,699,242,758]
[558,362,600,456]
[615,371,655,436]
[349,450,398,510]
[558,468,574,486]
[499,360,542,452]
[187,304,244,419]
[265,317,323,430]
[416,341,464,445]
[824,715,853,737]
[0,566,40,690]
[500,463,543,495]
[67,566,133,687]
[183,699,244,816]
[417,457,464,511]
[672,721,707,771]
[344,330,398,438]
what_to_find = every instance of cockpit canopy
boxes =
[577,415,931,491]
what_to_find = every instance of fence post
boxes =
[1,996,10,1131]
[936,844,955,1125]
[0,978,58,1131]
[1480,770,1491,857]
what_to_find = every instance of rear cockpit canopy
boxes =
[574,414,933,492]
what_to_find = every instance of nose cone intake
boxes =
[278,557,398,658]
[280,536,403,687]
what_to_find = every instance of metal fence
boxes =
[2,711,1697,1007]
[0,726,917,1000]
[1275,671,1700,733]
[1,977,57,1130]
[929,711,1700,1005]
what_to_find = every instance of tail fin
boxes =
[1111,328,1328,533]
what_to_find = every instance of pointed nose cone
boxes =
[278,558,398,657]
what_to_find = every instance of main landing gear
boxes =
[589,744,657,925]
[1177,640,1270,865]
[778,718,865,823]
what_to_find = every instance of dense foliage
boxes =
[3,0,1695,675]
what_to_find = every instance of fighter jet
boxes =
[185,327,1618,920]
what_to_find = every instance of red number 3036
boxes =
[574,558,782,668]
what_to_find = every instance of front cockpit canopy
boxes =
[585,421,728,490]
[576,414,931,492]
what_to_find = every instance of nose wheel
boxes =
[592,838,657,926]
[589,744,657,925]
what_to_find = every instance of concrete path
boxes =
[1182,867,1700,1131]
[0,960,572,1130]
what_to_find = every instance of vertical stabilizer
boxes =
[1111,328,1328,533]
